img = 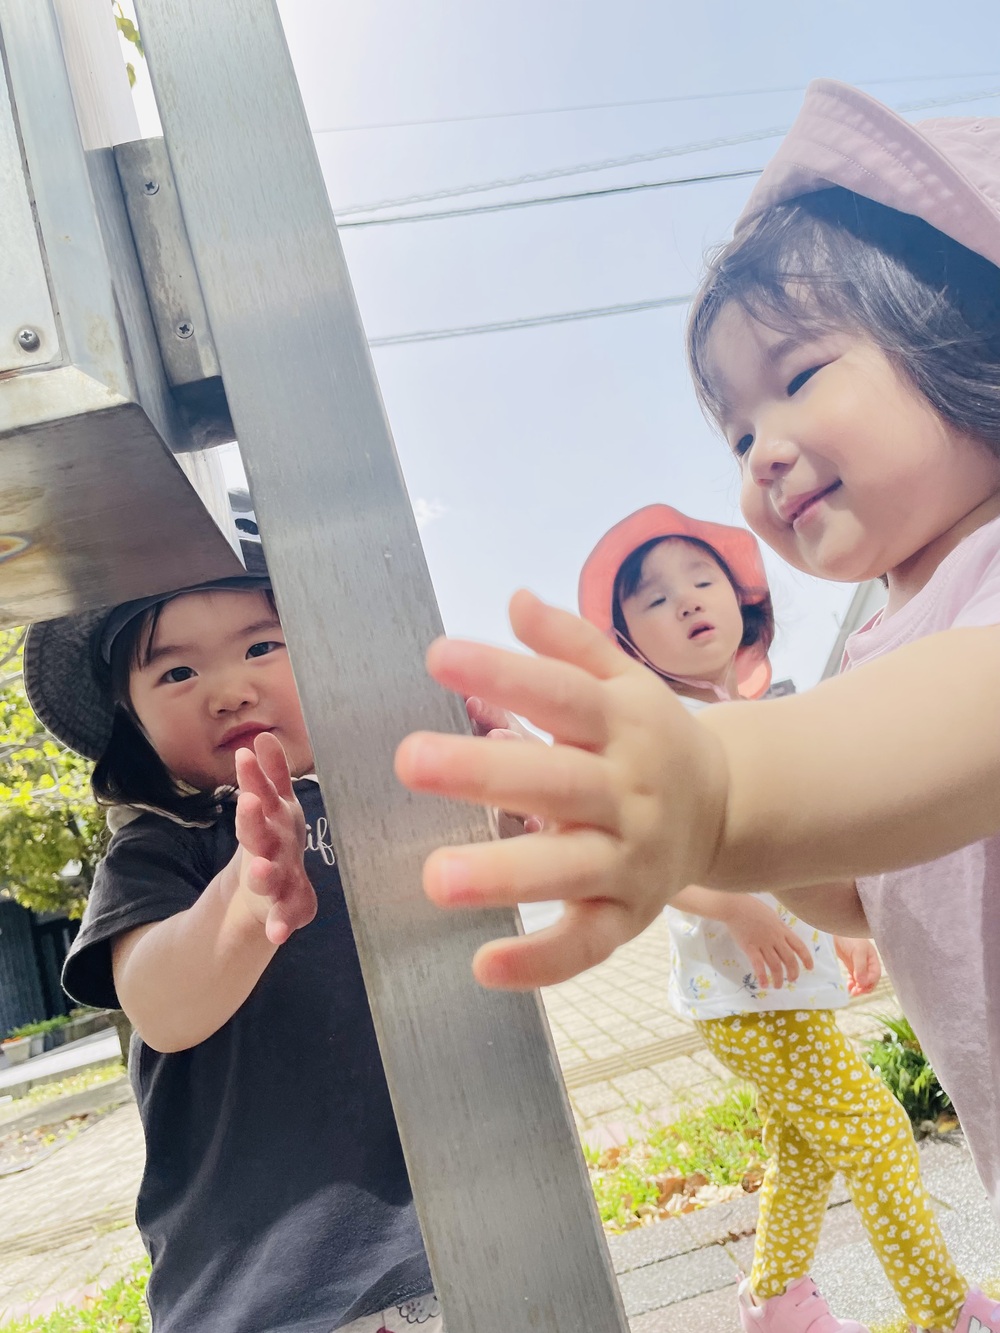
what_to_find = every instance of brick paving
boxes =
[0,917,910,1323]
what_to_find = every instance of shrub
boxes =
[864,1014,954,1130]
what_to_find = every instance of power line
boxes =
[368,295,694,346]
[338,167,763,229]
[314,71,1000,134]
[336,85,1000,218]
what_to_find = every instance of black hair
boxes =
[91,588,278,823]
[688,187,1000,457]
[610,535,774,669]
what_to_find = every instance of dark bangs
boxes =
[688,187,1000,457]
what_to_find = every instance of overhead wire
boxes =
[338,167,763,229]
[315,71,1000,134]
[368,295,694,346]
[336,85,1000,217]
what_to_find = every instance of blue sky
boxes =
[130,0,1000,687]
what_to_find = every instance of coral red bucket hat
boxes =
[737,78,1000,270]
[578,505,772,699]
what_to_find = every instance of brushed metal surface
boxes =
[0,54,58,373]
[134,1,630,1327]
[0,0,241,621]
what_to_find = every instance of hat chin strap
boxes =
[614,631,735,703]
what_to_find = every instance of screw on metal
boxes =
[16,328,41,353]
[175,321,194,339]
[142,179,160,195]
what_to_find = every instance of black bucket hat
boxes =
[24,491,270,762]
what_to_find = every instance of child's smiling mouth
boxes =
[782,482,843,529]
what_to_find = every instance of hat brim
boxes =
[739,79,1000,272]
[578,505,772,700]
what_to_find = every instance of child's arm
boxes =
[112,734,316,1052]
[395,592,1000,989]
[776,883,872,938]
[672,886,813,990]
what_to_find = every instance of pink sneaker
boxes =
[948,1289,1000,1333]
[738,1275,870,1333]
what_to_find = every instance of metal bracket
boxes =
[115,137,233,448]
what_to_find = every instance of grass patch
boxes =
[0,1064,126,1124]
[584,1086,765,1231]
[0,1261,150,1331]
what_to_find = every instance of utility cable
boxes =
[315,70,1000,134]
[368,294,694,346]
[338,167,762,229]
[336,85,1000,218]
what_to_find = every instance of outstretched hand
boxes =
[395,590,729,990]
[233,732,316,946]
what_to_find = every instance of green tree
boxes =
[0,629,104,919]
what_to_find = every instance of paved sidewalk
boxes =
[0,918,960,1329]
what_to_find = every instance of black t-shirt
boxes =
[63,780,431,1333]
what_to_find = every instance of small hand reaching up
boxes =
[231,732,316,946]
[835,935,882,996]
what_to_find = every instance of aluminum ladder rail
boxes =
[129,2,627,1328]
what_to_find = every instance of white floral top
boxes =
[665,893,849,1021]
[667,696,848,1022]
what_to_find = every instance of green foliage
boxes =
[864,1013,954,1129]
[6,1016,70,1040]
[0,629,104,919]
[584,1087,764,1230]
[112,3,143,89]
[0,1260,150,1331]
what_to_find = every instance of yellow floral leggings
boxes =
[696,1010,966,1329]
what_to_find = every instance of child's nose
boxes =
[747,427,798,485]
[210,672,258,714]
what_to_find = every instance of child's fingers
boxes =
[234,790,280,860]
[235,745,282,818]
[508,591,628,682]
[395,733,618,831]
[471,900,632,990]
[426,639,608,750]
[787,931,815,971]
[422,828,618,910]
[254,730,296,801]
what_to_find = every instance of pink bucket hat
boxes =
[737,79,1000,271]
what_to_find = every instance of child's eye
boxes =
[647,596,666,610]
[734,434,754,458]
[162,666,195,684]
[787,366,822,395]
[247,640,282,659]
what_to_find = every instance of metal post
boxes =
[132,2,629,1328]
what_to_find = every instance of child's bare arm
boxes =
[395,592,1000,989]
[776,883,872,938]
[113,734,316,1052]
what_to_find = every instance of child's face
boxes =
[619,540,745,687]
[705,303,1000,589]
[127,589,314,791]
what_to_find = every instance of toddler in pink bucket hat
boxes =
[396,81,1000,1333]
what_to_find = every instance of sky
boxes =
[126,0,1000,689]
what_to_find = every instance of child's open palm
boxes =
[234,733,316,946]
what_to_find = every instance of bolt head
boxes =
[175,321,194,339]
[16,328,41,352]
[143,179,159,195]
